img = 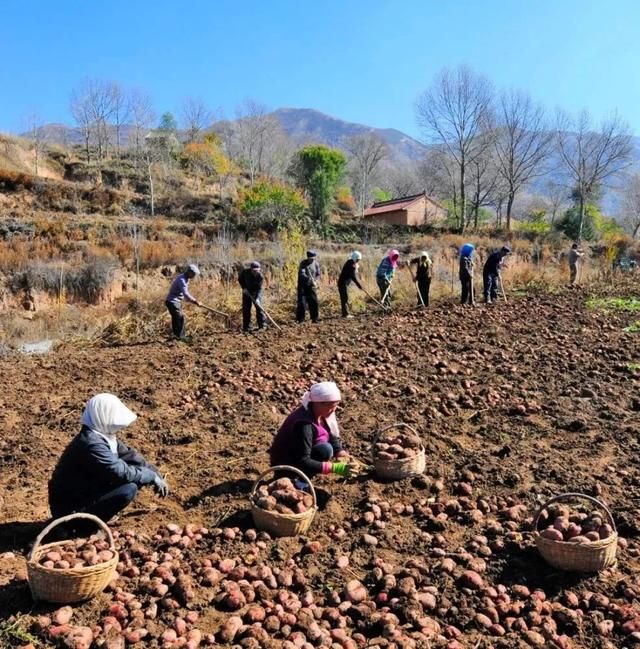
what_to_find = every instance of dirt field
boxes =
[1,283,640,648]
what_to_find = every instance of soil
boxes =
[1,283,640,648]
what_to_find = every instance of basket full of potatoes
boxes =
[533,492,618,572]
[250,466,317,537]
[372,423,426,480]
[27,513,119,603]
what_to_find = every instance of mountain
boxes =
[270,108,427,161]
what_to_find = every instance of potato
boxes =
[271,477,295,491]
[403,434,422,448]
[568,535,590,544]
[585,531,601,542]
[255,495,277,511]
[540,528,564,542]
[599,524,613,539]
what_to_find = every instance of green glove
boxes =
[332,462,347,476]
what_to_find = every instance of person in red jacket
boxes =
[270,381,352,480]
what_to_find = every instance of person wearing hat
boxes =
[296,250,321,323]
[270,381,353,480]
[337,251,364,318]
[376,249,400,308]
[165,263,202,340]
[238,261,266,332]
[568,242,585,285]
[459,243,475,305]
[483,246,511,304]
[48,394,168,523]
[409,251,433,307]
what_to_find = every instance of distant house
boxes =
[363,192,447,226]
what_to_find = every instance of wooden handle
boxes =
[533,492,616,533]
[29,513,115,561]
[251,465,317,509]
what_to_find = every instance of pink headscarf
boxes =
[387,249,400,269]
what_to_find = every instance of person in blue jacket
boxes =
[459,243,475,305]
[48,393,168,522]
[376,249,400,308]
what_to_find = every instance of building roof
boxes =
[363,191,445,217]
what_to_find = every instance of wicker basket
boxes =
[533,493,618,572]
[373,423,426,480]
[251,466,317,537]
[27,513,119,603]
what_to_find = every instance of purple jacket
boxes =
[270,405,343,477]
[166,273,196,305]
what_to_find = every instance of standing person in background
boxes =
[459,243,475,305]
[297,250,321,323]
[409,251,433,307]
[376,249,400,308]
[483,246,511,304]
[239,261,266,332]
[165,263,202,340]
[568,242,585,285]
[337,251,364,318]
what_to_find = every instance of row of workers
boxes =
[163,246,512,339]
[48,383,350,522]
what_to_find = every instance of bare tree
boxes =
[543,180,570,225]
[232,99,285,185]
[345,133,389,215]
[112,83,131,157]
[24,113,46,175]
[556,110,633,239]
[378,162,422,199]
[468,139,502,229]
[493,90,553,230]
[70,85,94,162]
[180,97,214,143]
[129,89,155,159]
[620,172,640,238]
[416,65,494,232]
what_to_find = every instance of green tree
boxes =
[372,187,392,203]
[289,145,346,230]
[555,204,602,241]
[239,180,307,237]
[158,112,178,132]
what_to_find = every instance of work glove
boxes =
[153,474,169,498]
[332,463,359,479]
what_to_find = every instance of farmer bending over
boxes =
[483,246,511,304]
[165,263,202,340]
[270,381,353,480]
[48,393,168,523]
[410,251,433,307]
[239,261,266,332]
[376,249,400,308]
[459,243,475,305]
[338,251,364,318]
[297,250,321,323]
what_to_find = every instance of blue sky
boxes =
[2,0,640,138]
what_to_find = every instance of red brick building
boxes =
[363,192,447,226]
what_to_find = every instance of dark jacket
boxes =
[338,259,363,289]
[270,405,343,477]
[298,259,320,292]
[410,257,433,281]
[238,268,264,295]
[459,256,474,280]
[483,251,503,276]
[49,426,157,510]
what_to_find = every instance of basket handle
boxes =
[372,422,421,447]
[251,465,317,509]
[29,513,115,562]
[533,492,616,533]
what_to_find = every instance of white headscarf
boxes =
[301,382,342,436]
[81,393,137,453]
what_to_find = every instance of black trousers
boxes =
[297,287,319,322]
[166,300,185,338]
[417,278,431,306]
[460,274,473,304]
[338,282,350,316]
[242,291,266,330]
[50,483,139,523]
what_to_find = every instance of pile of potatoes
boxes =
[538,505,614,543]
[252,477,314,515]
[374,431,423,461]
[38,534,115,569]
